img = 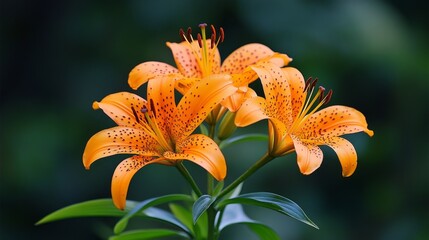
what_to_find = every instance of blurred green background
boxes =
[1,0,428,239]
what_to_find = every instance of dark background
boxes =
[1,0,428,239]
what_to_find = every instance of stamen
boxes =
[150,99,156,117]
[304,77,313,91]
[324,89,333,104]
[210,24,216,40]
[318,86,325,102]
[219,27,224,42]
[131,106,140,123]
[210,34,215,49]
[187,27,192,41]
[197,33,203,48]
[179,28,186,41]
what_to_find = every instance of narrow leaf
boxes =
[108,229,188,240]
[217,204,280,240]
[36,199,139,225]
[192,195,214,224]
[219,134,268,149]
[114,194,192,234]
[217,192,318,229]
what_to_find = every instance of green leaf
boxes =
[217,192,319,229]
[217,204,280,240]
[192,195,214,224]
[170,203,207,239]
[114,194,192,234]
[108,229,188,240]
[143,207,192,235]
[218,134,268,149]
[36,199,139,225]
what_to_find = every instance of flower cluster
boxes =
[39,24,373,239]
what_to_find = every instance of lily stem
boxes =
[176,162,202,197]
[216,151,274,201]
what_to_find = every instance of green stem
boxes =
[176,162,202,197]
[217,152,274,201]
[207,207,216,240]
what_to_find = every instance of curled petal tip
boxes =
[92,101,100,110]
[366,129,374,137]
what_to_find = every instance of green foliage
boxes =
[217,192,319,229]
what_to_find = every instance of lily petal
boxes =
[164,134,226,181]
[300,106,374,139]
[128,61,180,90]
[325,137,358,177]
[222,86,257,112]
[146,76,176,137]
[167,41,221,78]
[93,92,147,129]
[221,44,277,74]
[174,74,237,139]
[282,67,306,119]
[82,126,159,169]
[235,96,269,127]
[251,63,293,124]
[111,156,160,210]
[292,136,323,175]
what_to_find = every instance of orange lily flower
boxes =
[235,63,374,177]
[83,75,237,209]
[128,23,291,112]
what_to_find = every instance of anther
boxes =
[304,77,313,90]
[210,24,216,40]
[197,33,203,48]
[310,78,318,90]
[131,107,140,123]
[324,89,333,104]
[150,99,157,117]
[318,86,326,102]
[219,27,224,42]
[179,28,186,41]
[210,34,215,49]
[186,27,192,40]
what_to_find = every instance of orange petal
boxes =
[222,87,257,112]
[292,136,323,175]
[251,63,293,124]
[221,44,276,74]
[325,137,358,177]
[146,76,176,136]
[93,92,147,129]
[164,134,226,181]
[300,106,374,139]
[128,61,180,90]
[282,67,306,119]
[111,156,158,210]
[174,74,237,139]
[235,97,269,127]
[82,126,159,169]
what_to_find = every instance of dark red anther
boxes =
[310,78,318,90]
[179,28,186,41]
[219,27,224,42]
[131,107,140,123]
[150,99,156,117]
[197,33,203,48]
[210,25,216,39]
[210,34,215,49]
[318,86,326,102]
[304,77,313,90]
[186,27,192,40]
[324,89,333,104]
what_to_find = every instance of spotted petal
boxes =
[128,61,181,90]
[291,136,323,175]
[220,43,291,74]
[251,63,293,124]
[299,106,374,139]
[235,96,269,127]
[222,86,257,112]
[282,67,306,120]
[325,137,358,177]
[93,92,147,129]
[164,134,226,181]
[174,74,237,140]
[82,126,159,169]
[111,156,164,210]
